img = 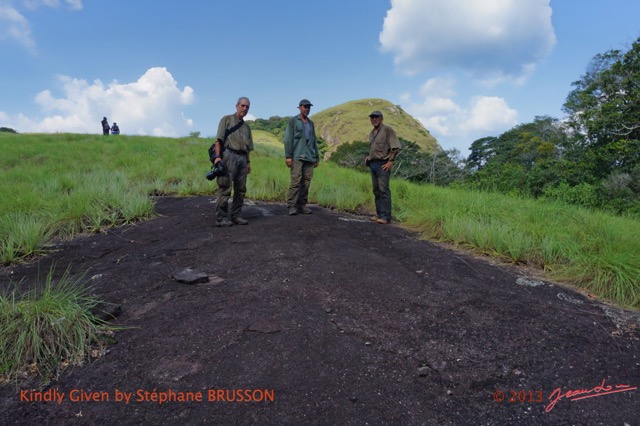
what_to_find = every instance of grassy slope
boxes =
[252,130,283,157]
[311,98,441,154]
[1,132,638,308]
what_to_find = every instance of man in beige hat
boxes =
[364,110,400,224]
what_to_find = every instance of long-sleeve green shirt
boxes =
[284,115,319,163]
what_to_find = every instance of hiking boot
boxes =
[376,218,390,224]
[216,219,233,227]
[233,217,248,225]
[369,216,379,222]
[288,207,298,216]
[298,206,312,214]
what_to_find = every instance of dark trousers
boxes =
[370,161,392,221]
[287,160,314,208]
[215,151,248,221]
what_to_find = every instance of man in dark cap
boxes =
[284,99,319,215]
[365,110,400,224]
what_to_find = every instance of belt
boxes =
[227,148,247,155]
[370,159,388,163]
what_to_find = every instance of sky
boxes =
[1,0,638,154]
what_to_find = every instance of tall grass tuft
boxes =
[0,214,52,264]
[0,267,118,383]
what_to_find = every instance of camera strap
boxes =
[223,119,245,147]
[209,119,245,162]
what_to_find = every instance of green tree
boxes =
[562,37,640,179]
[393,140,466,186]
[428,148,468,186]
[464,116,568,196]
[329,141,369,171]
[330,139,466,187]
[466,136,497,171]
[249,116,289,140]
[316,137,329,159]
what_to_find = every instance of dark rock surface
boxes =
[1,196,638,425]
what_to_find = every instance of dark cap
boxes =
[369,110,383,118]
[299,99,313,107]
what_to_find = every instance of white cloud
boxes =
[22,0,82,11]
[3,67,195,136]
[0,0,82,52]
[406,78,518,147]
[419,76,456,98]
[380,0,556,82]
[407,96,462,137]
[63,0,82,10]
[0,3,36,52]
[462,96,518,133]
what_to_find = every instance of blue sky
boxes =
[1,0,638,154]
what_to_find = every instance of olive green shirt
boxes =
[216,114,254,152]
[368,124,400,160]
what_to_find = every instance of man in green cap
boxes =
[365,110,400,224]
[284,99,319,215]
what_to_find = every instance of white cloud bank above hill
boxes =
[380,0,556,81]
[381,0,555,150]
[2,67,195,136]
[404,77,518,139]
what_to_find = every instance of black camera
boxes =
[206,162,226,180]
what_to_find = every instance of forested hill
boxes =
[249,98,441,155]
[311,98,441,154]
[247,35,640,218]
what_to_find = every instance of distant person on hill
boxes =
[101,117,110,135]
[284,99,319,215]
[211,97,254,227]
[111,122,120,135]
[364,110,400,224]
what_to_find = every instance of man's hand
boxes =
[214,157,221,165]
[285,158,293,168]
[382,160,393,172]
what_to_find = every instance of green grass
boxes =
[0,267,118,383]
[1,131,639,309]
[393,184,640,307]
[0,214,52,264]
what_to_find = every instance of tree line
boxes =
[331,36,640,217]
